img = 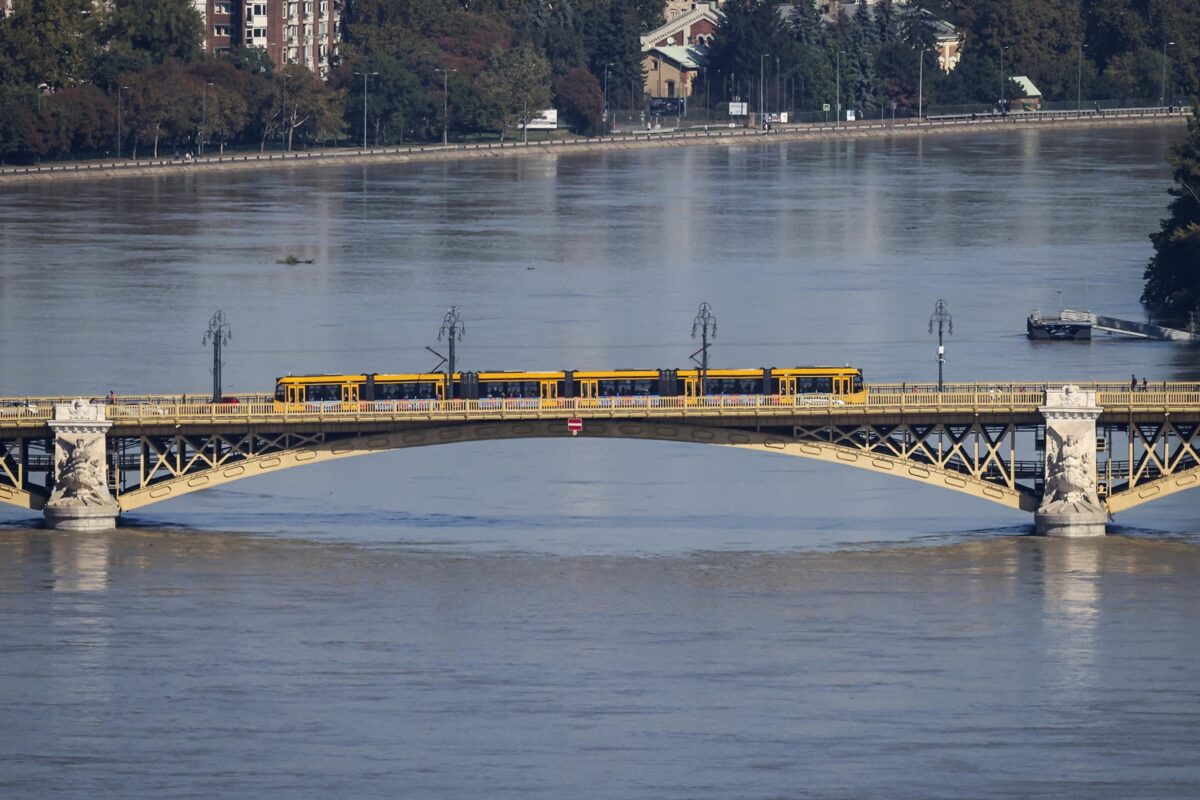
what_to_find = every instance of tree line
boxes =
[704,0,1199,121]
[1,0,1197,163]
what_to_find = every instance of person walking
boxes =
[1142,377,1148,392]
[1131,374,1137,392]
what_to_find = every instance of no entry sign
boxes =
[567,418,583,436]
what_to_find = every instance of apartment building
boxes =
[0,0,337,74]
[232,0,339,75]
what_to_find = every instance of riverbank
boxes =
[0,106,1187,186]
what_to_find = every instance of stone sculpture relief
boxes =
[47,436,113,508]
[1040,431,1103,514]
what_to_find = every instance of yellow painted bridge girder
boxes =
[1105,465,1200,514]
[114,421,1038,513]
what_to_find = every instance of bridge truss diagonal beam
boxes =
[109,420,1039,514]
[1106,418,1200,512]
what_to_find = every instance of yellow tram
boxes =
[274,366,866,405]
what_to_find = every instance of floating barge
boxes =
[1027,309,1195,342]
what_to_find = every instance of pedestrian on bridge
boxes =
[1142,377,1148,392]
[1131,374,1138,392]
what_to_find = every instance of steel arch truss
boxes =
[770,420,1038,511]
[0,436,50,510]
[1105,419,1200,512]
[109,420,1041,514]
[115,430,335,510]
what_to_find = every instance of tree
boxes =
[707,0,799,114]
[555,67,604,134]
[122,62,192,157]
[479,42,552,139]
[279,65,346,150]
[0,87,40,163]
[1142,105,1200,323]
[0,0,99,89]
[188,62,253,154]
[92,0,203,87]
[789,0,826,47]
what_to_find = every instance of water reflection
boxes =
[50,532,111,593]
[1038,539,1102,693]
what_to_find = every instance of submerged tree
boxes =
[1142,105,1200,323]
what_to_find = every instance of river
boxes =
[1,125,1198,797]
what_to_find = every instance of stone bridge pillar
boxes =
[1036,385,1107,537]
[43,400,119,531]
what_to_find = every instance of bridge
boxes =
[2,382,1198,536]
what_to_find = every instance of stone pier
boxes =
[1035,385,1108,537]
[43,400,119,531]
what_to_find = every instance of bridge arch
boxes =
[114,420,1038,514]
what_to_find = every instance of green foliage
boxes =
[707,0,798,111]
[1143,106,1200,321]
[478,43,553,139]
[100,0,205,66]
[554,67,604,133]
[0,0,99,89]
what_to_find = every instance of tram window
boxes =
[853,375,863,393]
[306,383,341,402]
[483,381,539,398]
[796,377,833,394]
[597,379,655,396]
[376,382,437,400]
[275,385,286,401]
[705,378,758,395]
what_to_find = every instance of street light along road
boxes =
[435,67,457,146]
[1160,39,1175,107]
[355,70,379,150]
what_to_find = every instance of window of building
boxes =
[213,2,230,13]
[252,3,266,16]
[214,24,230,36]
[252,27,267,38]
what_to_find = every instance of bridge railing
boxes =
[5,384,1200,424]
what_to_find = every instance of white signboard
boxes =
[521,109,558,130]
[729,102,748,116]
[845,109,857,122]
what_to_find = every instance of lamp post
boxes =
[200,81,212,157]
[759,53,768,129]
[1076,43,1086,112]
[999,45,1009,112]
[835,49,841,126]
[691,303,717,396]
[355,70,378,149]
[1160,39,1174,108]
[202,311,233,404]
[280,72,292,151]
[437,307,465,399]
[435,67,456,146]
[116,85,128,159]
[929,300,953,392]
[917,47,924,123]
[603,62,610,136]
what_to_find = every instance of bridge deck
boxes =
[3,383,1199,431]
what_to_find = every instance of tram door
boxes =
[286,384,304,403]
[778,376,797,397]
[540,380,558,402]
[833,376,848,396]
[578,380,598,400]
[684,377,701,403]
[342,383,360,403]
